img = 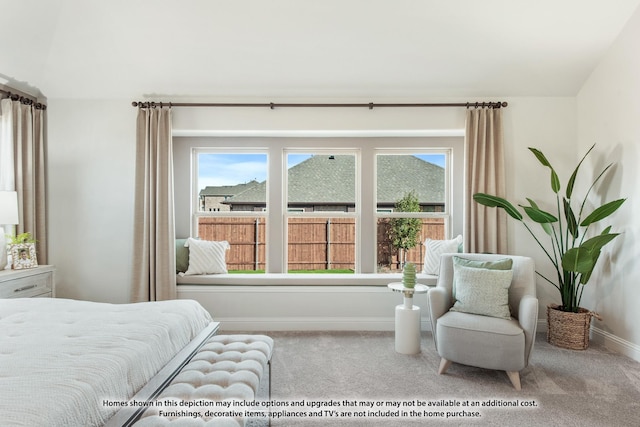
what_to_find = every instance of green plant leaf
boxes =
[580,198,626,226]
[562,233,620,274]
[473,193,523,220]
[520,203,558,224]
[528,147,552,167]
[525,198,543,211]
[566,144,595,199]
[562,247,595,274]
[579,252,601,284]
[563,198,578,238]
[578,163,613,219]
[525,198,553,234]
[529,147,560,193]
[580,232,620,253]
[578,232,610,284]
[9,232,36,245]
[550,170,561,194]
[578,230,616,284]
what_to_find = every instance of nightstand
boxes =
[0,266,55,298]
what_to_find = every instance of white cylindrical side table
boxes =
[388,282,431,354]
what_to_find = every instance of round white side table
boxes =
[388,282,431,354]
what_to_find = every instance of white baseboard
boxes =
[214,316,434,332]
[222,317,640,363]
[179,286,639,363]
[538,319,640,363]
[537,319,548,333]
[591,326,640,362]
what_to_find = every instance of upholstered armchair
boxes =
[427,253,538,390]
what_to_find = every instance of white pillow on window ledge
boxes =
[423,235,463,275]
[182,238,230,275]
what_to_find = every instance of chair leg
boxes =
[438,358,452,374]
[506,371,521,390]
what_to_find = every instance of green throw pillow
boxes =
[452,256,513,300]
[450,264,513,319]
[176,238,189,273]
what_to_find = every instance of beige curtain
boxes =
[465,107,507,254]
[132,106,176,301]
[0,99,47,264]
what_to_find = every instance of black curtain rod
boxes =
[132,100,508,110]
[0,89,47,110]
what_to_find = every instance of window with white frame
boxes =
[185,136,463,275]
[286,151,358,272]
[195,151,268,273]
[375,151,448,273]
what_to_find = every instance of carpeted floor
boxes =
[260,331,640,426]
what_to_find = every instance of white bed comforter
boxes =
[0,298,213,427]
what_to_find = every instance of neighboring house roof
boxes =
[199,180,260,197]
[377,155,444,204]
[288,154,356,204]
[222,155,444,205]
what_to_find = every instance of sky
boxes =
[198,153,268,187]
[198,153,445,189]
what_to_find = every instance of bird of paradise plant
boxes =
[473,144,625,313]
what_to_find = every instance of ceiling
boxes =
[1,0,639,100]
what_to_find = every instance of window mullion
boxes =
[266,145,284,273]
[360,146,375,274]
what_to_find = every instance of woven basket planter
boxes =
[546,304,600,350]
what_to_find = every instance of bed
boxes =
[0,297,218,427]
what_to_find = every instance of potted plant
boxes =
[473,144,625,350]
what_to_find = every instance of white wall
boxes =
[47,97,577,330]
[48,100,136,303]
[503,98,578,309]
[576,5,640,357]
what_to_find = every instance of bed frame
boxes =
[104,321,220,427]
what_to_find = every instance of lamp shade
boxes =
[0,191,19,225]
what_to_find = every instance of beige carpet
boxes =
[261,331,640,426]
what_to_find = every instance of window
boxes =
[286,151,358,272]
[194,151,268,273]
[181,136,463,276]
[375,152,448,273]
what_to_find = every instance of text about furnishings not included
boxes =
[103,397,538,420]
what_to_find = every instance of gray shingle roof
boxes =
[288,155,356,204]
[224,155,443,205]
[199,180,260,197]
[377,155,444,204]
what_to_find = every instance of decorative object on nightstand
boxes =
[8,233,38,270]
[0,191,19,270]
[0,265,55,298]
[388,281,431,354]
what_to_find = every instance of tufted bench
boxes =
[133,334,274,427]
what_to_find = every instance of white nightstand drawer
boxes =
[0,268,55,298]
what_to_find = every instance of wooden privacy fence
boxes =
[287,218,356,270]
[198,217,266,271]
[198,217,445,272]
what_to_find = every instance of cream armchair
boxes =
[427,253,538,390]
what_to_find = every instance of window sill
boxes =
[177,273,438,287]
